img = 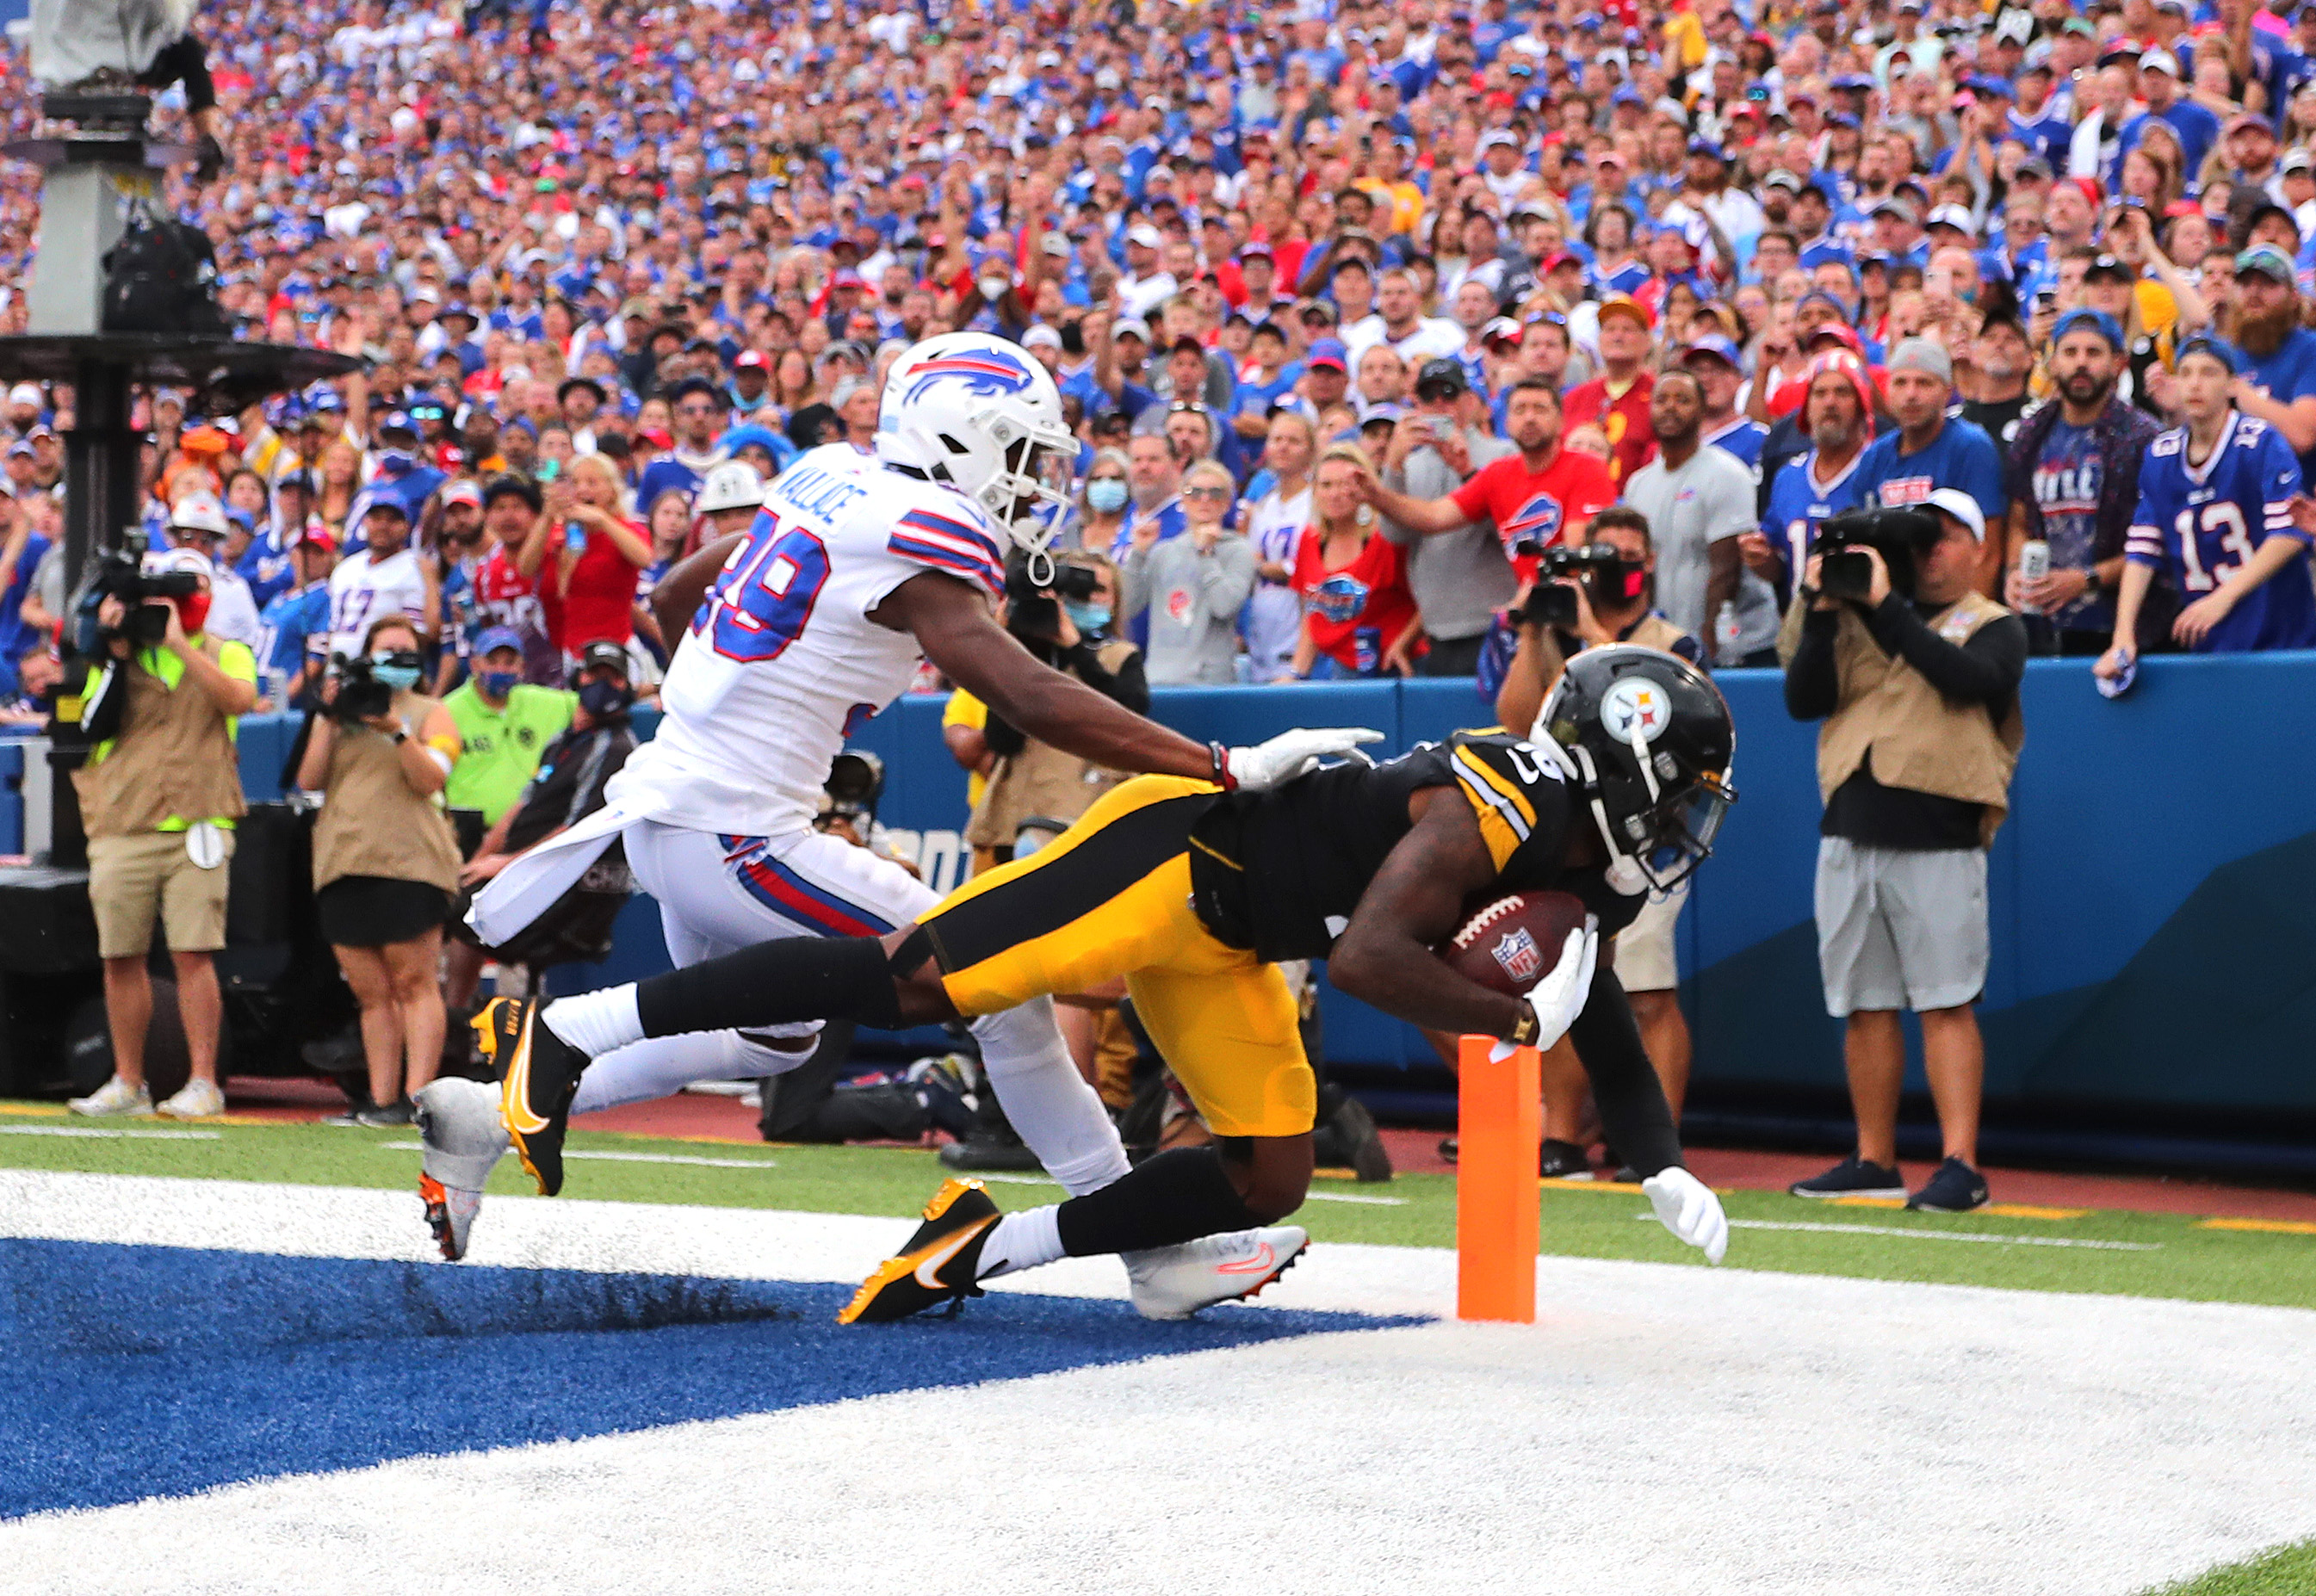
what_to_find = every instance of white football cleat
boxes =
[413,1077,511,1261]
[1122,1227,1308,1321]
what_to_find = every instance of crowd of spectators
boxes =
[15,0,2316,1164]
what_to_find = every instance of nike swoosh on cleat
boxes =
[501,1016,547,1135]
[912,1221,991,1291]
[1216,1244,1276,1277]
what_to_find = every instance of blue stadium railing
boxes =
[13,653,2309,1148]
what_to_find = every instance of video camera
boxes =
[1518,543,1643,632]
[326,651,419,723]
[1811,507,1941,604]
[76,548,201,652]
[1004,549,1100,643]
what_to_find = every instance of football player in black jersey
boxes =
[492,646,1737,1321]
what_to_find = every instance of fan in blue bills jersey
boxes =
[2101,337,2316,687]
[1758,351,1876,606]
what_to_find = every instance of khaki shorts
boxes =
[86,828,236,959]
[1613,883,1687,993]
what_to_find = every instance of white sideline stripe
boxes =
[379,1141,779,1170]
[0,1126,221,1141]
[974,1170,1409,1207]
[3,1170,2314,1596]
[1690,1216,2164,1252]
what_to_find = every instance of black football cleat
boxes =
[478,996,585,1197]
[837,1178,1001,1324]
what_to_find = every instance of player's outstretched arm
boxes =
[1328,791,1528,1039]
[889,570,1223,781]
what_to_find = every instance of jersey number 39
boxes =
[698,513,832,663]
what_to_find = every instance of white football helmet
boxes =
[876,332,1076,566]
[695,460,765,516]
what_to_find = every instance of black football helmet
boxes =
[1534,646,1737,894]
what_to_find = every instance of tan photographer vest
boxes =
[73,640,249,839]
[1807,593,2026,849]
[311,691,464,894]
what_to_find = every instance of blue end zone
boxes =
[0,1240,1413,1520]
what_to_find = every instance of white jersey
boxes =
[609,445,1009,838]
[326,546,430,659]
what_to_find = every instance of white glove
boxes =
[1489,918,1598,1062]
[1643,1166,1730,1265]
[1224,727,1384,791]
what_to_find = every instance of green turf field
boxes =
[6,1102,2313,1309]
[2142,1540,2316,1594]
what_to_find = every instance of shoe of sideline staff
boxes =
[839,1178,1001,1324]
[1124,1227,1309,1321]
[155,1078,226,1119]
[68,1076,152,1117]
[1906,1155,1991,1214]
[1789,1155,1908,1201]
[478,996,586,1197]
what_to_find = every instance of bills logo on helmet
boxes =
[1500,492,1564,550]
[901,346,1036,404]
[1601,677,1670,743]
[1313,572,1371,623]
[1491,926,1545,984]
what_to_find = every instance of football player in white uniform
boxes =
[419,333,1377,1320]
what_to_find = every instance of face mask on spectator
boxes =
[478,668,521,698]
[578,679,634,719]
[1087,479,1128,513]
[370,653,423,692]
[1064,599,1112,634]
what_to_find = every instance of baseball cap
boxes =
[1887,337,1954,385]
[474,625,526,658]
[733,350,771,371]
[6,383,41,409]
[1126,223,1163,248]
[1021,324,1062,350]
[2236,244,2298,283]
[1923,487,1985,542]
[2052,308,2125,350]
[291,524,338,554]
[1681,333,1743,368]
[1414,357,1469,398]
[1763,170,1805,193]
[2284,149,2316,176]
[442,479,484,510]
[1596,294,1654,331]
[2178,332,2245,374]
[1927,204,1976,233]
[1112,316,1152,343]
[1306,338,1349,372]
[578,640,632,677]
[2140,48,2181,75]
[1481,316,1525,346]
[2084,252,2136,283]
[1238,240,1274,260]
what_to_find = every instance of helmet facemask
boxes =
[1557,720,1736,898]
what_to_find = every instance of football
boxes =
[1437,890,1589,997]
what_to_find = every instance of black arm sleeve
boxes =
[78,661,126,744]
[982,709,1026,759]
[1567,966,1683,1180]
[1862,598,2027,706]
[1100,649,1150,715]
[1782,607,1842,721]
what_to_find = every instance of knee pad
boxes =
[967,997,1071,1080]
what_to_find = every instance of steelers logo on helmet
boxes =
[1600,675,1672,744]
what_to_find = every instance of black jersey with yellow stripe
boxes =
[1188,728,1613,963]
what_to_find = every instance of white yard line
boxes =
[377,1141,778,1171]
[1,1169,2311,1596]
[0,1126,221,1141]
[1706,1217,2164,1252]
[973,1170,1409,1206]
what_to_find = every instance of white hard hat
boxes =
[696,461,765,516]
[168,493,231,540]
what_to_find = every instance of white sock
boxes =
[976,1205,1064,1279]
[970,999,1131,1197]
[568,1030,814,1117]
[541,984,644,1059]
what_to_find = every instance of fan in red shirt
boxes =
[1291,445,1425,678]
[1359,375,1616,584]
[548,454,653,659]
[1561,294,1659,487]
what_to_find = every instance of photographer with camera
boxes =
[1490,508,1705,1172]
[65,549,257,1120]
[1780,493,2027,1214]
[296,616,465,1128]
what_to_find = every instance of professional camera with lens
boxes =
[326,652,418,722]
[77,548,202,651]
[1811,507,1941,603]
[1003,550,1100,642]
[1518,542,1641,631]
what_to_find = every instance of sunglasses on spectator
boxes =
[1185,485,1232,499]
